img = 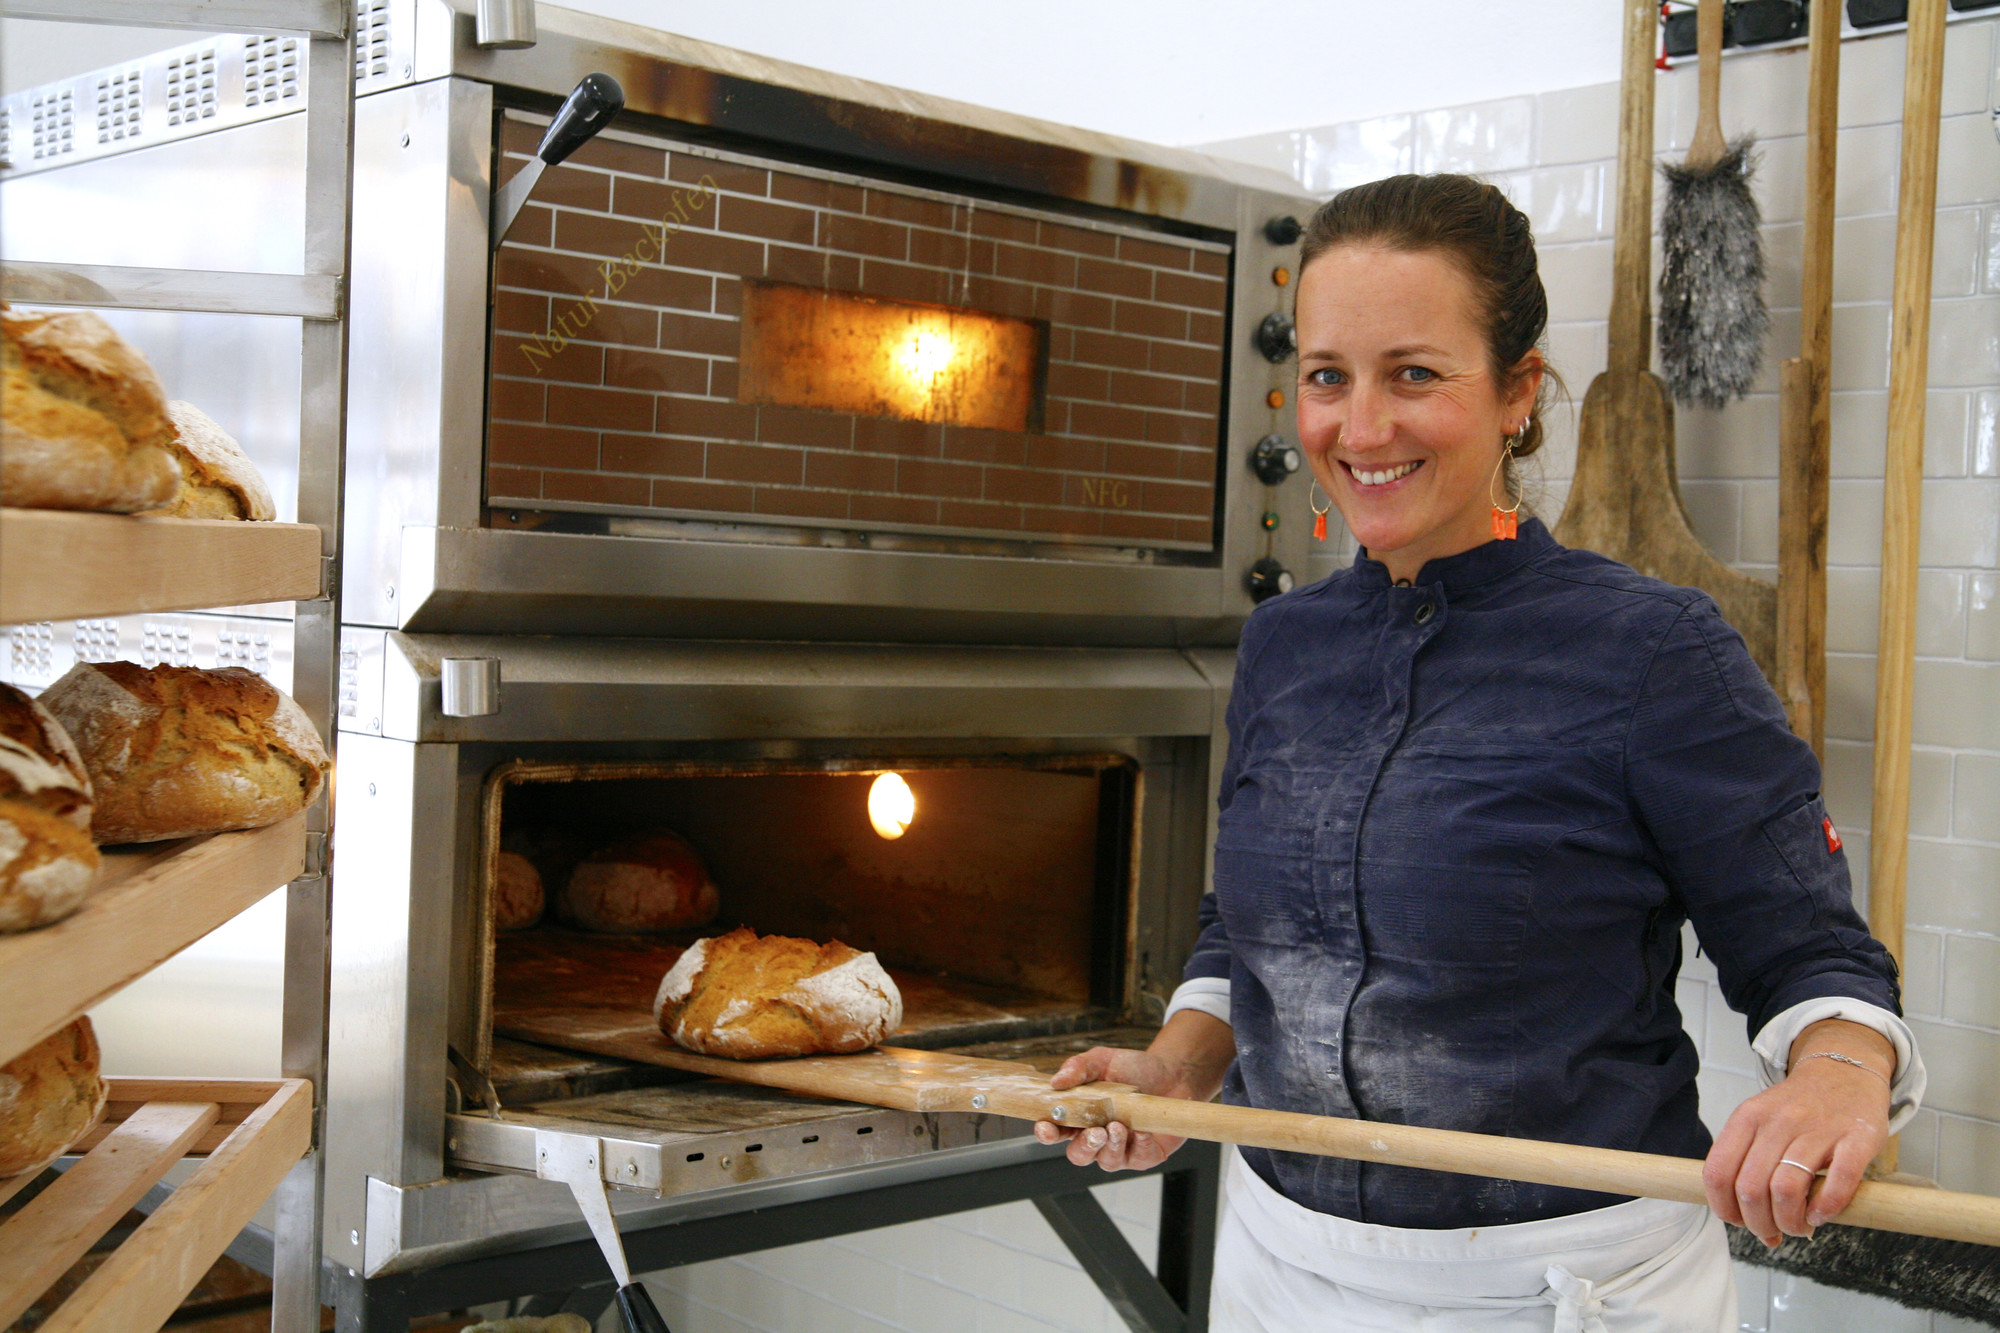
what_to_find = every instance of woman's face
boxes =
[1295,243,1540,581]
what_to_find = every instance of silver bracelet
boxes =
[1795,1050,1891,1085]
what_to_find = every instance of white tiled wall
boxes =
[1204,17,2000,1332]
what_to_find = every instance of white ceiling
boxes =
[3,2,1622,146]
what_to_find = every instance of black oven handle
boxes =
[493,72,625,247]
[537,71,625,168]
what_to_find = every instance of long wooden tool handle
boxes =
[1776,0,1842,758]
[1869,0,1947,1177]
[1688,0,1728,168]
[1102,1090,2000,1248]
[1609,0,1660,376]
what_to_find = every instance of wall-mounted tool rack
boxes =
[0,1,354,1329]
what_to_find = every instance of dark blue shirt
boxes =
[1187,518,1899,1230]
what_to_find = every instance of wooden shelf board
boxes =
[0,1078,311,1333]
[0,510,320,624]
[0,815,307,1068]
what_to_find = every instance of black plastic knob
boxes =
[1264,215,1303,246]
[1255,312,1296,364]
[1249,434,1301,485]
[1247,557,1295,603]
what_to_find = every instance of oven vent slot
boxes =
[71,619,121,665]
[354,0,392,80]
[166,48,217,127]
[6,624,55,686]
[93,68,142,146]
[242,38,298,109]
[31,89,73,161]
[140,621,196,670]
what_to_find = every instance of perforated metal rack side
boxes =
[0,3,354,1331]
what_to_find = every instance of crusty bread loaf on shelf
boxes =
[40,662,328,844]
[138,400,276,521]
[494,849,545,931]
[0,683,99,934]
[560,830,719,933]
[1,308,181,513]
[0,1017,108,1178]
[653,927,903,1059]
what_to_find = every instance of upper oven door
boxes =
[343,61,1314,645]
[486,111,1232,562]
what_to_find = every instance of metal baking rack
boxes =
[0,1,353,1329]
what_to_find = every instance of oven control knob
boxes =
[1247,557,1295,603]
[1250,434,1302,485]
[1264,215,1303,246]
[1255,312,1296,364]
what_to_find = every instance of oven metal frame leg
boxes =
[1035,1139,1218,1333]
[326,1142,1219,1331]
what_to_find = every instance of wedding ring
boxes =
[1777,1158,1819,1175]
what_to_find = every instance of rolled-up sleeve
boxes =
[1624,599,1904,1046]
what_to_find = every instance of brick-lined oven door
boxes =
[488,116,1231,552]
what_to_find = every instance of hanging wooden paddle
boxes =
[1556,0,1777,680]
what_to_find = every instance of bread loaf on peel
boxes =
[140,400,276,521]
[0,1017,108,1178]
[653,927,903,1059]
[41,662,329,844]
[0,683,99,933]
[1,308,180,512]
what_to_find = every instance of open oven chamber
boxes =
[326,631,1231,1278]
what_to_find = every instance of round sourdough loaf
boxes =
[140,400,276,521]
[560,830,719,933]
[494,850,545,930]
[40,662,329,844]
[0,308,180,512]
[0,1017,108,1178]
[0,683,99,933]
[652,927,903,1059]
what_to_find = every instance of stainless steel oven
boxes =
[3,1,1311,1319]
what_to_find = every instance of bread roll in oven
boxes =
[560,830,718,933]
[41,662,329,844]
[1,308,180,512]
[0,684,99,933]
[139,400,276,521]
[494,849,545,931]
[653,927,903,1059]
[0,1017,108,1178]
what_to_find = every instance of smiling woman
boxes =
[1035,174,1922,1333]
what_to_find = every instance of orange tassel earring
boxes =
[1309,478,1330,542]
[1490,423,1526,541]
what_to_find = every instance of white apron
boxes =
[1211,1148,1735,1333]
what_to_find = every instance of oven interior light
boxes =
[895,329,957,389]
[868,771,916,840]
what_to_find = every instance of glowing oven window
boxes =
[738,282,1043,433]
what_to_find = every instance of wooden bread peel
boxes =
[1555,0,1777,681]
[501,1010,2000,1248]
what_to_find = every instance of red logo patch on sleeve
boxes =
[1824,817,1843,853]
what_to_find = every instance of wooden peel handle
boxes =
[1073,1090,2000,1248]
